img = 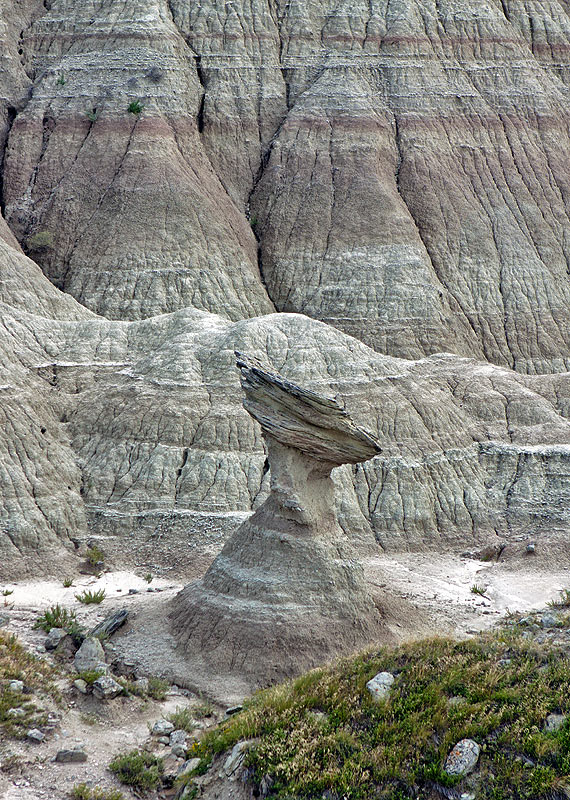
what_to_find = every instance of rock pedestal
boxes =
[171,353,390,685]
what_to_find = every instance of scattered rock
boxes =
[74,637,107,674]
[260,774,275,798]
[112,657,137,678]
[526,543,536,554]
[157,736,170,745]
[225,705,243,716]
[223,740,252,777]
[0,615,8,627]
[497,659,512,667]
[92,676,123,700]
[541,614,559,628]
[545,713,567,732]
[445,739,480,776]
[44,628,67,651]
[172,744,187,758]
[9,680,24,694]
[170,729,188,747]
[447,696,467,707]
[88,609,128,639]
[55,748,87,763]
[134,677,149,692]
[366,672,395,702]
[26,729,45,743]
[163,754,181,780]
[152,719,175,736]
[128,589,139,595]
[179,757,201,776]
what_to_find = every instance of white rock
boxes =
[223,740,252,777]
[366,672,394,702]
[444,739,480,775]
[152,719,175,736]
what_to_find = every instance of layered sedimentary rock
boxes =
[3,0,570,371]
[2,0,570,575]
[170,353,388,682]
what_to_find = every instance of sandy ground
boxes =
[1,552,569,799]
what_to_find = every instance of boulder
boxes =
[445,739,480,776]
[92,676,123,700]
[366,672,395,702]
[74,637,107,674]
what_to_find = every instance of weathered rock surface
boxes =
[170,354,394,683]
[3,0,570,373]
[1,1,570,575]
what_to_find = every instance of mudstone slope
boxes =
[1,0,570,576]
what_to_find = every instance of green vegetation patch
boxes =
[109,750,163,791]
[0,631,59,738]
[71,784,124,800]
[193,633,570,800]
[75,589,106,605]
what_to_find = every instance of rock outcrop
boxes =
[2,0,570,575]
[170,353,389,684]
[3,0,570,371]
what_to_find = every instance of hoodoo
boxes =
[171,352,390,685]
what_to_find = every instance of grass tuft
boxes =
[109,750,163,791]
[75,589,105,605]
[185,632,570,800]
[470,583,488,596]
[34,604,82,637]
[548,589,570,609]
[71,784,124,800]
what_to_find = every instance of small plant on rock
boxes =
[62,578,74,588]
[548,588,570,608]
[71,784,124,800]
[147,676,169,701]
[77,669,106,686]
[85,108,99,122]
[470,583,487,597]
[109,750,163,791]
[144,573,152,583]
[56,73,66,86]
[1,589,13,597]
[86,544,105,566]
[127,100,144,114]
[34,604,81,634]
[76,589,106,605]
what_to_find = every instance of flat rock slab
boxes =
[152,719,175,736]
[55,749,87,763]
[445,739,480,775]
[366,672,395,702]
[26,729,45,743]
[88,609,128,639]
[45,628,68,651]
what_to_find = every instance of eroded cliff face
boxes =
[1,0,570,575]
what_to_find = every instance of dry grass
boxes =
[185,631,570,800]
[0,630,60,739]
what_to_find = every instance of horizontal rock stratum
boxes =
[1,0,570,574]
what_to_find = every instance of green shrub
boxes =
[76,589,106,605]
[127,100,144,114]
[86,545,105,565]
[34,604,81,635]
[63,578,74,588]
[470,583,487,596]
[109,750,163,791]
[71,784,124,800]
[147,676,169,701]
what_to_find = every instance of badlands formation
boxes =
[1,0,570,678]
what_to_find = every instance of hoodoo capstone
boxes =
[170,352,390,685]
